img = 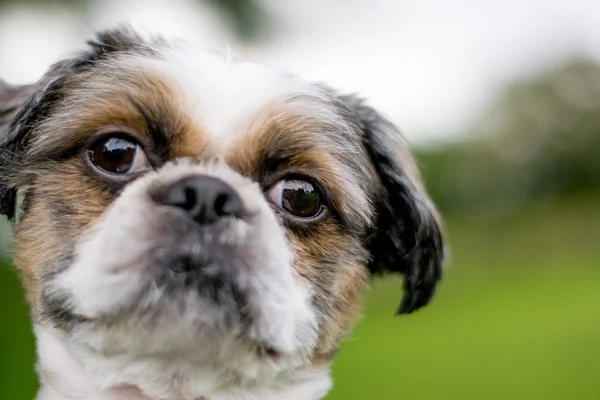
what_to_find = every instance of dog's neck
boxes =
[34,326,332,400]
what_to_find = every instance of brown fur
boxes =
[14,159,113,319]
[289,230,369,362]
[227,99,377,227]
[22,71,200,167]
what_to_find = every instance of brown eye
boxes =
[267,179,324,219]
[88,136,149,174]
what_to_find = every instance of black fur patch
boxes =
[0,80,38,218]
[40,286,84,330]
[343,95,445,314]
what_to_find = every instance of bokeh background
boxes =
[1,1,599,399]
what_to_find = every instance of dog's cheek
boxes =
[12,159,113,321]
[288,224,370,364]
[13,200,66,317]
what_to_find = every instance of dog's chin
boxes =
[81,253,292,361]
[61,245,318,372]
[59,281,319,397]
[76,295,292,364]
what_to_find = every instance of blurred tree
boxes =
[417,58,600,216]
[480,59,600,193]
[205,0,271,41]
[0,0,270,41]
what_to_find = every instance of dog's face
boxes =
[0,29,443,398]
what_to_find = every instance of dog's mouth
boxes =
[117,252,286,358]
[167,256,197,274]
[65,252,285,359]
[153,254,249,311]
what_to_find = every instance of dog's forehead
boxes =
[121,46,335,155]
[160,50,295,144]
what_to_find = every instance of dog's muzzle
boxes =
[53,161,316,356]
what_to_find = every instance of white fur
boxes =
[144,44,323,155]
[36,326,331,400]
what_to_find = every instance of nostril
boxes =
[182,187,197,211]
[215,191,244,219]
[213,193,229,217]
[159,184,197,210]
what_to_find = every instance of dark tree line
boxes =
[417,58,600,215]
[0,0,271,41]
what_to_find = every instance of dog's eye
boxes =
[88,136,149,174]
[266,179,324,219]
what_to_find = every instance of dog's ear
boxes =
[0,80,37,128]
[0,80,38,219]
[342,95,445,314]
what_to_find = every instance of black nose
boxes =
[159,176,244,224]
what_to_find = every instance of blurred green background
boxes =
[1,1,599,399]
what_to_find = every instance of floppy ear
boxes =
[342,95,445,314]
[0,80,37,219]
[0,80,37,128]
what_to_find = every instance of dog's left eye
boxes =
[88,136,150,175]
[266,178,324,219]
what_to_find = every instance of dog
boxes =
[0,27,444,400]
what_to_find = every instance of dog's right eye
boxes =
[88,136,150,175]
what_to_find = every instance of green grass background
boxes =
[1,196,599,400]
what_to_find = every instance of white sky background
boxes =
[1,0,600,144]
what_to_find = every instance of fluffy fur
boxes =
[0,28,445,400]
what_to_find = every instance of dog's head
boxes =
[0,28,444,398]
